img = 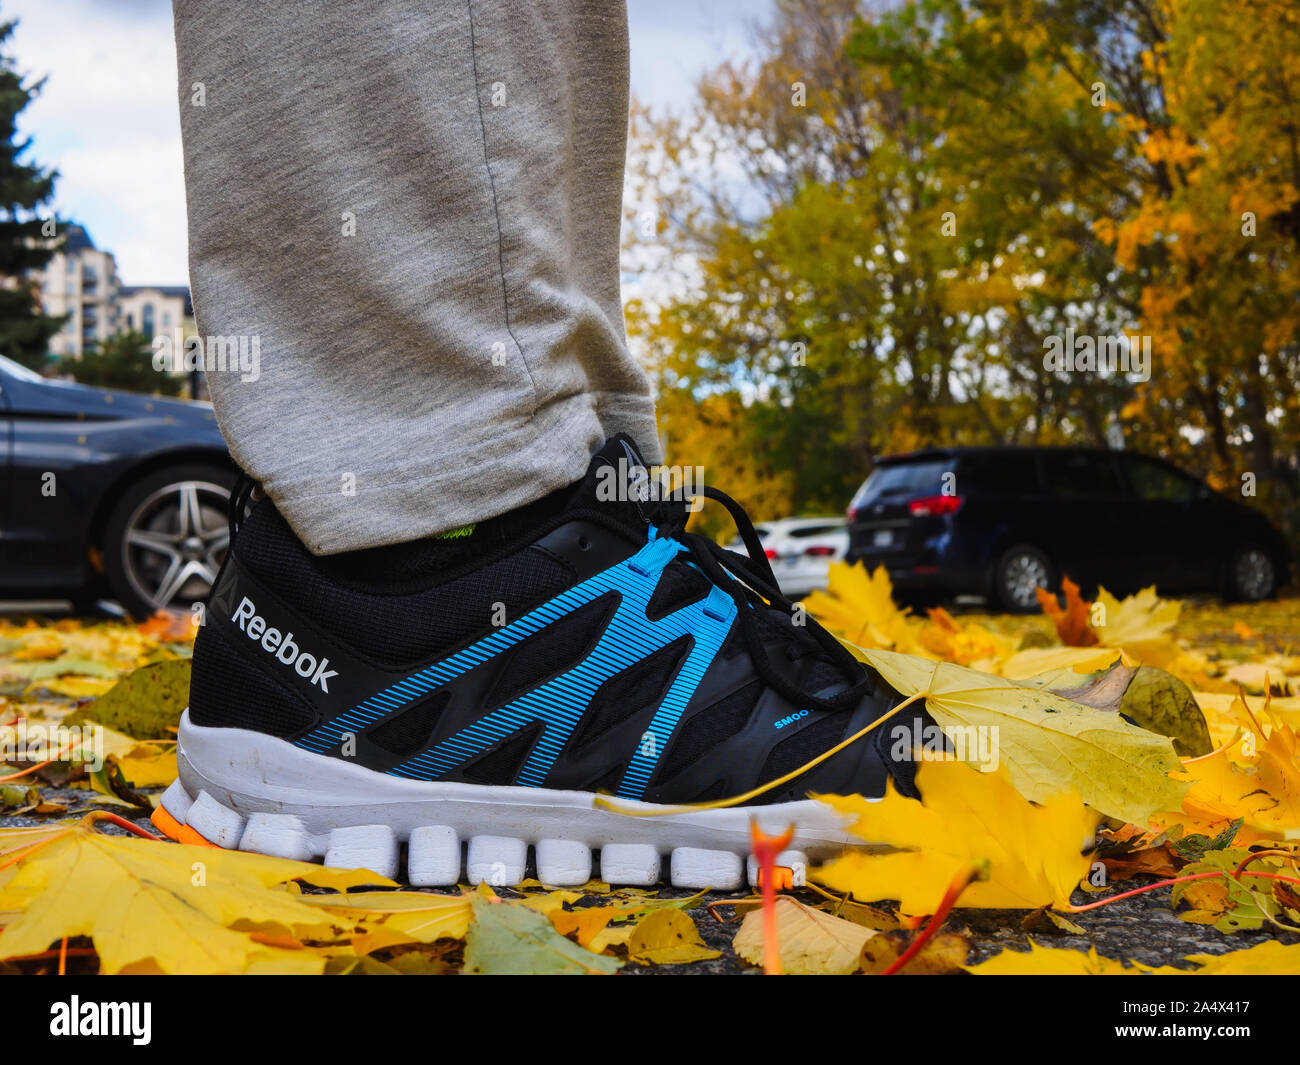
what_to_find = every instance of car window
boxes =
[788,523,844,538]
[955,452,1040,497]
[1039,452,1121,497]
[1123,456,1200,502]
[851,460,947,506]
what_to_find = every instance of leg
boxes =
[173,0,658,554]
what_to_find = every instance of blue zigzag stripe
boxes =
[294,533,737,800]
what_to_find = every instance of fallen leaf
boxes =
[1119,666,1213,757]
[297,890,471,943]
[462,895,620,974]
[856,647,1187,823]
[1170,849,1279,933]
[1091,586,1181,648]
[0,819,392,974]
[859,930,969,974]
[816,759,1100,915]
[63,660,191,740]
[966,942,1177,975]
[551,906,618,948]
[626,908,720,965]
[1036,577,1099,647]
[733,896,873,974]
[1182,940,1300,974]
[1001,646,1121,682]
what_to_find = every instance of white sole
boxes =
[163,711,869,889]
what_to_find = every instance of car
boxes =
[845,445,1292,612]
[0,353,236,618]
[728,517,849,598]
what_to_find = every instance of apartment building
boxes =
[31,224,122,358]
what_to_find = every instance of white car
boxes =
[728,517,849,599]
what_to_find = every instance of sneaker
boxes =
[154,436,919,888]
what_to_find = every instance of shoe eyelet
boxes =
[577,535,592,551]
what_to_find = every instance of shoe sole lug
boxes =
[324,825,400,881]
[154,784,827,889]
[161,713,865,887]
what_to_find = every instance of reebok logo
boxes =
[232,597,338,693]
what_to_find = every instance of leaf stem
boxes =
[1066,869,1300,913]
[85,811,164,841]
[880,865,975,975]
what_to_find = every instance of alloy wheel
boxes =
[120,479,231,612]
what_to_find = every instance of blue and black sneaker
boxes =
[157,436,920,888]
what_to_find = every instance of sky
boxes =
[5,0,763,287]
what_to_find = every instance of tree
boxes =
[0,19,64,370]
[66,329,183,396]
[626,0,1299,547]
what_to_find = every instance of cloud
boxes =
[7,0,187,284]
[5,0,763,288]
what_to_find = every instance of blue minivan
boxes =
[846,446,1291,611]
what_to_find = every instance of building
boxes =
[31,224,122,359]
[29,225,197,384]
[119,285,193,340]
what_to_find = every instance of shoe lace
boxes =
[647,486,873,714]
[227,472,258,541]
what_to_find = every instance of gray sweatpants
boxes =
[172,0,660,555]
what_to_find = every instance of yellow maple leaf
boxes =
[966,941,1177,975]
[1000,646,1121,682]
[1182,940,1300,975]
[0,819,393,974]
[296,890,471,944]
[917,607,1019,669]
[971,940,1300,975]
[803,563,921,653]
[1153,694,1300,839]
[815,759,1100,916]
[1091,586,1181,650]
[77,725,178,789]
[732,896,874,974]
[1255,713,1300,829]
[855,647,1186,823]
[551,905,619,948]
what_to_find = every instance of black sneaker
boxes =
[155,436,918,888]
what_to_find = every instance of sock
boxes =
[313,478,580,590]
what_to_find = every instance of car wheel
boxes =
[102,463,236,619]
[1225,544,1277,602]
[994,544,1055,613]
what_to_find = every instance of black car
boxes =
[0,354,236,617]
[846,445,1292,612]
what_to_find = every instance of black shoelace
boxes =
[227,471,258,542]
[649,485,874,714]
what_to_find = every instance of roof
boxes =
[61,224,95,253]
[874,444,1123,464]
[119,285,194,316]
